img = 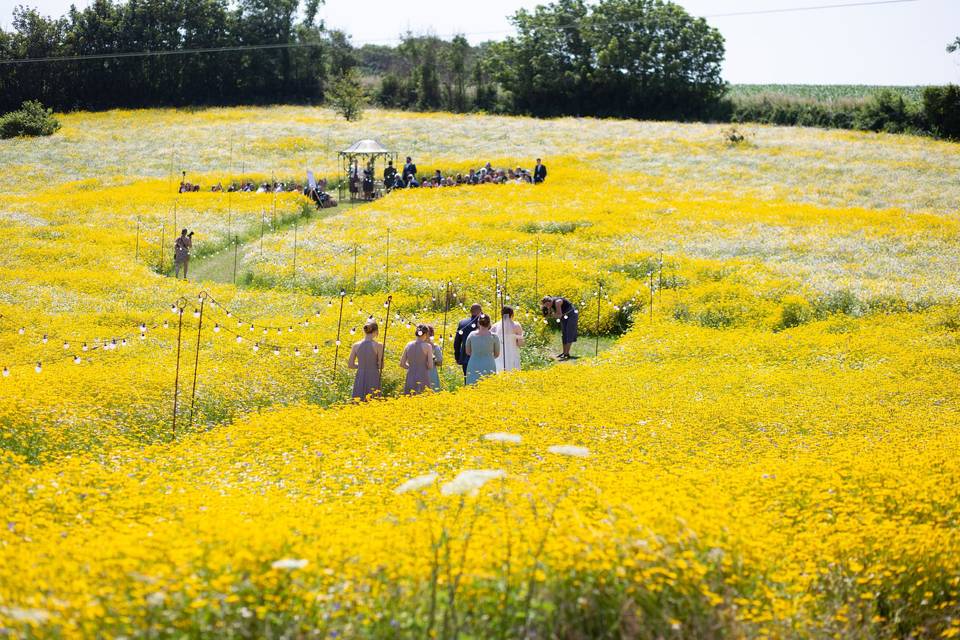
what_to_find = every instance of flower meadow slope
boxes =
[1,107,960,638]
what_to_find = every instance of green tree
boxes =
[328,67,366,121]
[491,0,726,119]
[447,34,469,111]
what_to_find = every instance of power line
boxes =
[704,0,919,18]
[0,0,924,66]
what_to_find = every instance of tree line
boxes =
[0,0,727,120]
[1,0,957,140]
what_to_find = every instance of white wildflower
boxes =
[483,432,522,443]
[0,606,50,624]
[440,469,505,496]
[394,473,438,494]
[271,558,309,570]
[547,445,590,458]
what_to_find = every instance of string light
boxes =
[213,323,220,333]
[236,335,242,343]
[313,345,318,354]
[82,343,88,352]
[163,321,169,329]
[62,341,69,350]
[294,347,301,356]
[1,367,8,377]
[273,347,280,356]
[35,362,42,374]
[140,332,146,340]
[253,343,259,352]
[193,308,200,318]
[73,356,81,364]
[42,334,48,343]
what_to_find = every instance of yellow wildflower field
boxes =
[1,107,959,638]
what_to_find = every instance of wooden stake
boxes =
[188,293,206,429]
[171,301,185,439]
[333,290,346,376]
[595,280,602,356]
[385,228,391,289]
[353,245,358,294]
[378,296,393,393]
[441,281,450,358]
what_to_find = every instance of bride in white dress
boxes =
[491,306,525,372]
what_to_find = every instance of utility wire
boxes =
[0,0,923,66]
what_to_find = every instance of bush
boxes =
[775,295,813,331]
[923,85,960,140]
[0,100,61,138]
[853,89,921,133]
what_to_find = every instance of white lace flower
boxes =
[271,558,309,570]
[483,432,522,443]
[394,473,439,494]
[441,469,505,496]
[547,445,590,458]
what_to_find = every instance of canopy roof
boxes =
[339,139,390,154]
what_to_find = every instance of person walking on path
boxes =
[491,306,524,372]
[453,303,483,381]
[348,321,383,401]
[174,229,193,279]
[400,324,434,395]
[464,314,501,385]
[427,325,443,392]
[541,296,578,360]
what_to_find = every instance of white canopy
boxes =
[340,139,390,154]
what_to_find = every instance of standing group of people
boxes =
[347,303,530,402]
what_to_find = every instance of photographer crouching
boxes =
[541,296,578,361]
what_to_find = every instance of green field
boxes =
[730,84,927,103]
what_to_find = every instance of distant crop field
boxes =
[730,84,927,103]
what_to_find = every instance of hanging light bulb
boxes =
[139,323,146,332]
[140,332,146,340]
[163,321,169,329]
[277,327,282,335]
[82,343,88,352]
[327,300,333,307]
[273,347,280,356]
[193,308,200,319]
[73,355,81,364]
[350,328,356,335]
[294,347,301,356]
[110,339,117,349]
[18,327,24,335]
[226,311,232,318]
[263,328,268,335]
[170,304,177,313]
[236,335,243,343]
[35,362,42,374]
[1,367,8,377]
[312,345,318,354]
[213,324,221,333]
[121,339,127,347]
[249,325,254,332]
[287,326,293,333]
[63,341,69,350]
[253,343,259,352]
[335,340,341,346]
[42,334,48,344]
[237,320,244,327]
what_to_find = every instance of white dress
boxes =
[491,317,524,372]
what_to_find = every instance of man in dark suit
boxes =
[534,158,547,184]
[453,303,483,380]
[383,160,397,190]
[402,156,417,183]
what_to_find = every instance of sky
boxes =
[1,0,957,85]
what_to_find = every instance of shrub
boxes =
[852,89,921,134]
[0,100,61,138]
[775,295,813,331]
[922,85,960,140]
